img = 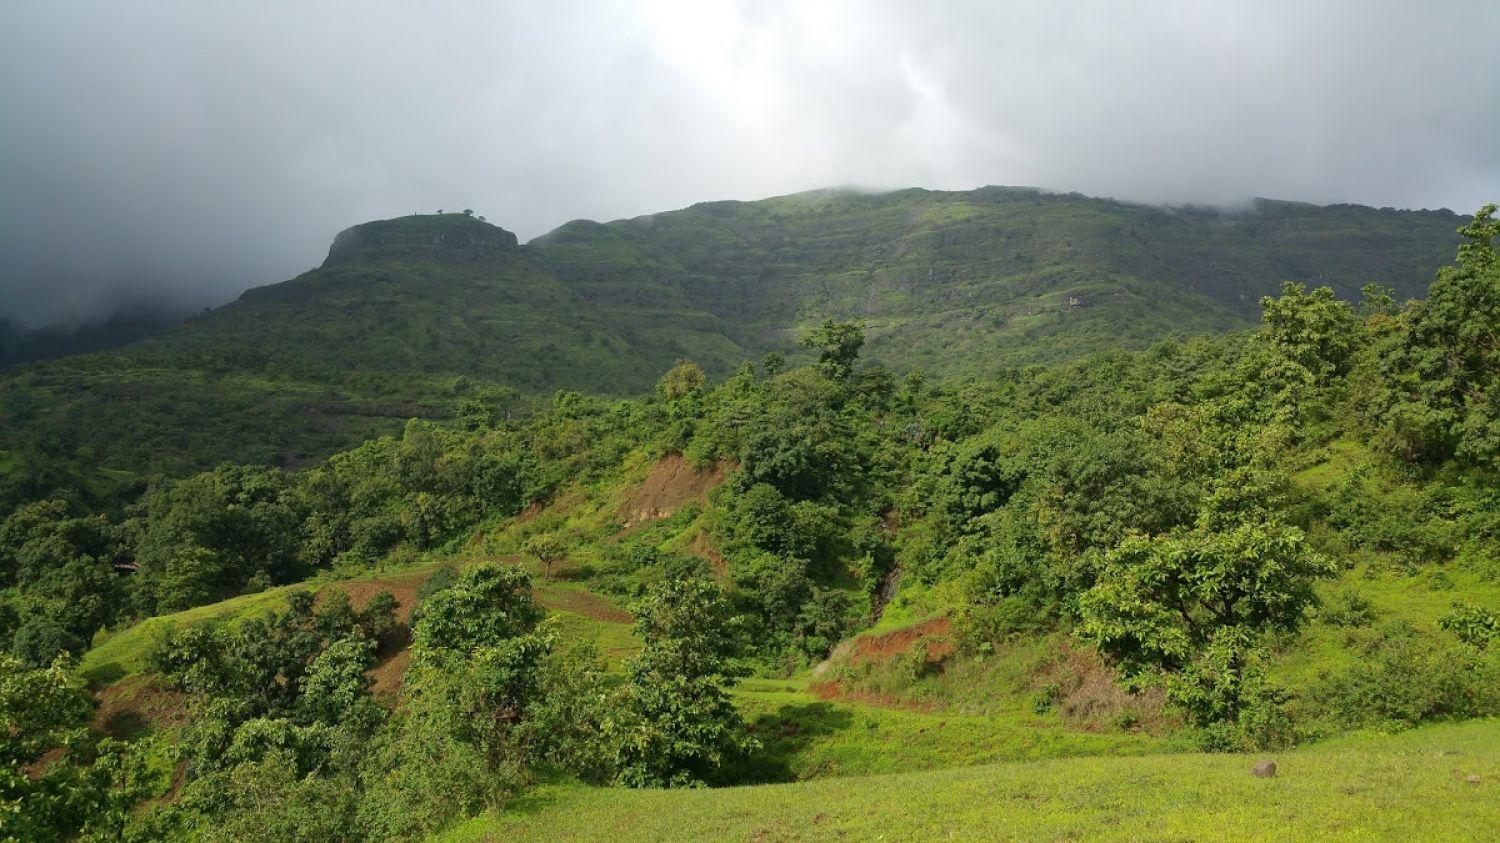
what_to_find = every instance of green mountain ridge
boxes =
[0,187,1464,506]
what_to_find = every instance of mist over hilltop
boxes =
[3,1,1497,326]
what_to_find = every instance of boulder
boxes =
[1252,759,1277,778]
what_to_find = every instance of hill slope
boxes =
[0,189,1463,505]
[534,187,1459,374]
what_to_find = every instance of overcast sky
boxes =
[2,1,1497,325]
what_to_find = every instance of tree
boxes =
[402,563,560,779]
[1258,282,1361,382]
[1077,472,1335,734]
[133,464,306,612]
[523,533,566,581]
[613,578,757,787]
[421,628,556,765]
[1373,204,1500,465]
[1,500,127,662]
[298,635,378,726]
[656,359,707,402]
[1,655,150,841]
[761,351,786,377]
[412,564,544,657]
[801,319,865,381]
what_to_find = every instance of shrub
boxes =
[1319,589,1376,628]
[1439,601,1499,650]
[1313,623,1500,729]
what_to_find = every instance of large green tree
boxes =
[613,578,757,787]
[1373,204,1500,465]
[801,319,865,382]
[1078,473,1335,735]
[1258,281,1361,383]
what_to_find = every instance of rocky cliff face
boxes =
[324,213,520,266]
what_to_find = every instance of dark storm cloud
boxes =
[2,0,1497,325]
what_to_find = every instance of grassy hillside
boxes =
[78,558,640,687]
[0,190,1464,508]
[444,719,1499,842]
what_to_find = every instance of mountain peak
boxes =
[323,213,519,267]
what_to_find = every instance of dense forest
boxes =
[3,204,1496,840]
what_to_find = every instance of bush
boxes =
[1319,589,1376,628]
[613,578,758,787]
[1313,623,1500,729]
[1439,601,1499,650]
[412,564,543,657]
[354,714,508,841]
[147,622,236,695]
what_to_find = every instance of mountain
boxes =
[534,187,1459,374]
[0,188,1465,505]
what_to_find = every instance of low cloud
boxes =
[2,0,1496,324]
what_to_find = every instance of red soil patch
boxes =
[844,616,954,664]
[806,617,955,709]
[321,567,434,624]
[370,646,411,700]
[317,567,445,699]
[619,454,731,529]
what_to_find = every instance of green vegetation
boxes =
[443,719,1500,842]
[1,655,154,841]
[1,200,1496,840]
[0,190,1462,511]
[731,675,1171,781]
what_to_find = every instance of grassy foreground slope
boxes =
[446,719,1498,842]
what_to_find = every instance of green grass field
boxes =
[731,676,1172,782]
[442,719,1499,841]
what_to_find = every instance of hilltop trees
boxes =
[802,319,866,381]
